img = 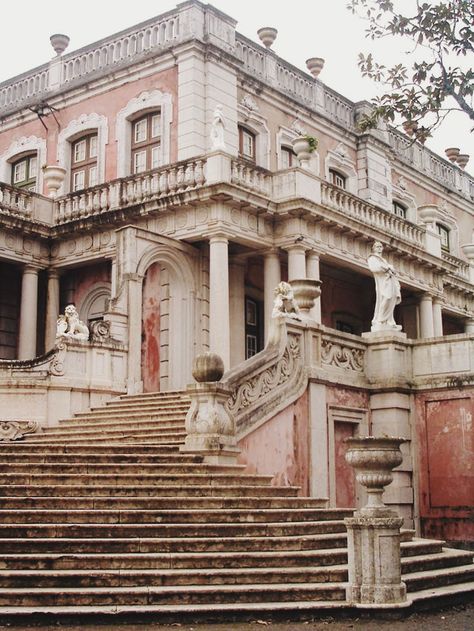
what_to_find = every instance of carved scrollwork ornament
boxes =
[0,420,41,442]
[321,339,365,372]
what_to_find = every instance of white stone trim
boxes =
[325,142,357,195]
[0,136,47,193]
[237,103,270,169]
[57,113,109,194]
[391,178,417,223]
[115,90,173,178]
[276,125,320,175]
[436,205,460,256]
[77,282,111,323]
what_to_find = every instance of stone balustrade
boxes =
[321,182,426,248]
[442,251,470,280]
[0,182,54,224]
[230,159,271,196]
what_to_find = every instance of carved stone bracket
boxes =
[49,341,67,376]
[0,420,41,442]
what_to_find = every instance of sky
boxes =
[1,0,472,169]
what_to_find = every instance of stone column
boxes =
[287,245,307,280]
[465,318,474,334]
[229,260,245,367]
[306,251,321,323]
[44,269,61,350]
[18,265,40,360]
[126,274,143,394]
[432,297,443,337]
[419,293,434,338]
[209,235,230,369]
[264,249,281,342]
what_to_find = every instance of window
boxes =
[245,296,263,359]
[239,126,256,162]
[11,153,37,191]
[392,201,407,218]
[131,111,161,174]
[71,134,98,191]
[335,320,355,335]
[437,224,450,251]
[281,146,294,169]
[329,169,346,189]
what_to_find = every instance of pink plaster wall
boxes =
[62,262,110,312]
[141,263,161,393]
[237,391,310,495]
[415,389,474,544]
[0,67,178,193]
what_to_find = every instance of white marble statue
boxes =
[272,281,300,320]
[367,241,402,332]
[56,304,89,341]
[210,104,226,151]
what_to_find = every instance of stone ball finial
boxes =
[257,27,278,48]
[50,34,70,55]
[192,352,224,383]
[306,57,325,78]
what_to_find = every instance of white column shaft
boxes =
[44,270,60,350]
[419,294,434,338]
[287,246,307,280]
[432,300,443,337]
[264,250,281,342]
[18,266,39,360]
[306,252,321,323]
[229,261,245,367]
[209,236,230,369]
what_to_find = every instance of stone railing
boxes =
[441,252,470,280]
[321,329,366,373]
[0,182,54,224]
[0,338,127,426]
[231,159,272,196]
[0,66,50,110]
[412,333,474,384]
[222,317,308,437]
[61,13,180,85]
[55,157,206,223]
[321,182,426,248]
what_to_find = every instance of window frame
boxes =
[70,133,98,192]
[329,168,347,189]
[437,223,450,252]
[392,201,408,219]
[130,110,162,175]
[238,126,256,162]
[280,145,295,169]
[10,153,38,191]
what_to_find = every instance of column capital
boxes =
[22,263,42,274]
[419,291,434,302]
[263,247,280,258]
[281,242,310,253]
[47,267,62,279]
[209,233,229,246]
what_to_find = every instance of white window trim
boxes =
[237,104,270,170]
[116,90,172,178]
[325,143,357,195]
[276,126,320,175]
[391,181,417,223]
[57,113,108,195]
[78,282,111,324]
[0,136,47,193]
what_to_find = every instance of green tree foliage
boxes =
[348,0,474,143]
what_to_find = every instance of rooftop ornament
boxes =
[257,27,277,49]
[305,57,325,78]
[50,33,70,55]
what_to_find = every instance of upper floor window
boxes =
[11,153,37,191]
[239,126,256,162]
[392,201,407,218]
[71,133,98,192]
[131,111,161,174]
[437,223,450,251]
[329,168,346,189]
[281,146,294,169]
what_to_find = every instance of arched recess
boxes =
[0,136,47,192]
[137,244,197,391]
[78,282,111,325]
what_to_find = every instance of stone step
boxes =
[24,434,186,445]
[401,549,474,574]
[0,472,274,487]
[0,532,348,554]
[116,391,188,401]
[0,452,202,464]
[0,462,245,475]
[28,426,187,440]
[0,484,300,498]
[404,563,474,592]
[0,582,346,607]
[55,417,186,430]
[0,565,349,588]
[0,443,183,454]
[0,496,328,510]
[0,508,352,525]
[0,548,348,570]
[67,409,188,422]
[0,520,347,540]
[400,538,445,557]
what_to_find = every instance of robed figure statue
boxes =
[367,241,402,332]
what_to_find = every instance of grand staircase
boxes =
[0,390,472,623]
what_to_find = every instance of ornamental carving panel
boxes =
[321,338,365,372]
[0,420,41,442]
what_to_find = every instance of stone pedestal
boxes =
[345,515,406,604]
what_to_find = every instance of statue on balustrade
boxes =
[210,104,226,151]
[272,282,300,320]
[56,304,90,341]
[367,241,402,332]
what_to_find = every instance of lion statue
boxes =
[271,281,300,320]
[56,305,89,341]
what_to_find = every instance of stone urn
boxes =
[291,136,317,169]
[445,147,460,162]
[456,154,470,169]
[42,165,67,198]
[289,278,322,315]
[417,204,440,228]
[345,436,405,514]
[257,27,277,48]
[50,34,70,55]
[461,243,474,263]
[306,57,325,78]
[192,352,224,383]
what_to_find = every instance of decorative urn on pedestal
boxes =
[50,34,70,55]
[445,147,460,162]
[291,136,318,169]
[257,27,277,49]
[42,165,67,198]
[456,154,470,169]
[288,279,321,316]
[305,57,325,78]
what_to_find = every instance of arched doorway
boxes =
[141,262,162,392]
